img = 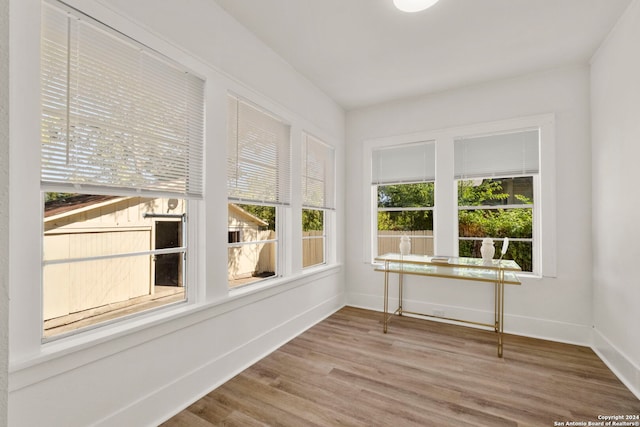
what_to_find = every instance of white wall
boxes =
[0,0,10,424]
[8,0,345,425]
[591,0,640,399]
[346,64,593,345]
[93,0,343,138]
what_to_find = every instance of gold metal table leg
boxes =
[497,267,505,358]
[379,256,512,357]
[494,281,499,332]
[383,262,389,333]
[398,267,403,316]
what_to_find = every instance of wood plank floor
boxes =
[161,307,640,426]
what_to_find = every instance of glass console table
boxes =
[375,253,521,357]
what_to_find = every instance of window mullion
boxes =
[434,136,456,256]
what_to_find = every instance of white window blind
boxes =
[372,141,435,185]
[454,130,539,179]
[302,133,335,210]
[40,2,205,198]
[227,96,291,205]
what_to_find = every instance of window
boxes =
[366,117,553,276]
[228,230,241,244]
[455,130,539,272]
[372,142,435,257]
[40,2,204,338]
[227,95,291,287]
[457,177,534,271]
[377,182,435,256]
[301,133,335,268]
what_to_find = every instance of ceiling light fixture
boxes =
[393,0,440,13]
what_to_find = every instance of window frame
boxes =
[456,175,537,273]
[41,193,195,340]
[363,114,555,278]
[301,133,335,270]
[227,202,280,288]
[375,181,436,257]
[226,94,292,287]
[39,0,205,342]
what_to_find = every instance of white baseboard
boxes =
[592,328,640,400]
[347,292,591,346]
[95,294,345,427]
[503,313,591,346]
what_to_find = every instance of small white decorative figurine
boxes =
[480,238,495,261]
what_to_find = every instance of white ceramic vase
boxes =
[480,238,495,261]
[399,235,411,255]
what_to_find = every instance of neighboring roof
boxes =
[45,196,270,227]
[44,194,121,218]
[229,203,269,227]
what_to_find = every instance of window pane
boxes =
[377,182,434,256]
[458,177,533,206]
[228,203,277,287]
[228,242,277,288]
[378,210,434,256]
[378,232,434,256]
[43,193,186,338]
[378,182,434,208]
[458,205,533,272]
[458,208,533,239]
[229,204,275,238]
[459,239,533,273]
[378,210,434,232]
[303,209,325,268]
[457,176,534,271]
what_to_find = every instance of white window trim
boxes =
[363,114,556,278]
[301,133,336,271]
[39,0,206,342]
[10,0,344,387]
[5,0,211,358]
[323,208,338,266]
[226,92,293,287]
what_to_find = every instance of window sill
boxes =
[9,263,343,391]
[227,263,342,300]
[516,271,543,280]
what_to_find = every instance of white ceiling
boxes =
[212,0,632,110]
